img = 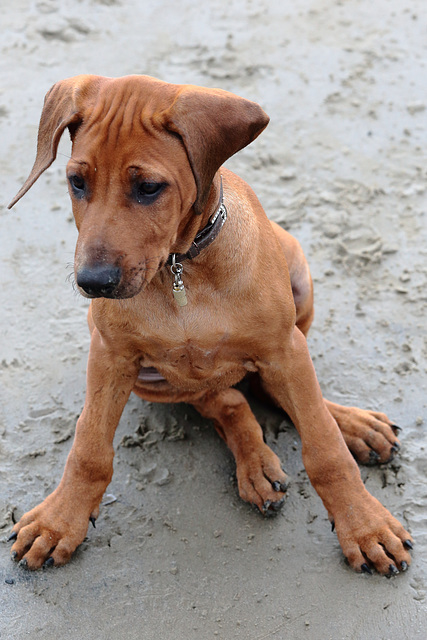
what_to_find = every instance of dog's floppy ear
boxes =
[162,86,269,214]
[8,75,99,209]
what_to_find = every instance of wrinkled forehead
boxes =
[72,121,184,173]
[70,82,189,176]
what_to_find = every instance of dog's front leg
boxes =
[10,329,139,569]
[259,326,412,575]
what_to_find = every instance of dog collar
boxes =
[167,176,227,265]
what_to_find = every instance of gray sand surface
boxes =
[1,1,426,638]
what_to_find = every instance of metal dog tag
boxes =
[171,255,188,307]
[173,282,188,306]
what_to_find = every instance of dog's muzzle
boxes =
[76,265,122,298]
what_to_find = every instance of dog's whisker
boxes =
[144,256,164,266]
[64,268,81,297]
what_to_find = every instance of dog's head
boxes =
[9,75,269,299]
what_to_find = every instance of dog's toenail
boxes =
[272,481,281,492]
[262,500,271,513]
[18,558,28,570]
[43,557,55,569]
[270,497,285,510]
[388,564,399,576]
[404,540,413,550]
[361,563,372,575]
[11,551,18,562]
[369,450,380,464]
[401,561,408,571]
[7,532,17,542]
[262,497,285,516]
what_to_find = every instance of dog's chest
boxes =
[141,335,247,383]
[135,314,255,390]
[98,293,261,390]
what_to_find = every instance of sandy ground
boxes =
[1,1,426,638]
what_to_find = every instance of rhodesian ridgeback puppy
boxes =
[8,75,413,574]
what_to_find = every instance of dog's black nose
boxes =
[76,265,122,298]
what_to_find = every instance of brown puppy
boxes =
[8,75,412,574]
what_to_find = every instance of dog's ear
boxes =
[161,86,269,214]
[8,75,100,209]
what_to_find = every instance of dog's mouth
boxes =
[78,286,143,300]
[75,256,167,299]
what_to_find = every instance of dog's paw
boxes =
[325,401,401,465]
[236,443,288,515]
[332,491,413,575]
[8,490,95,570]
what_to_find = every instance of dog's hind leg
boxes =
[193,388,288,515]
[266,221,400,465]
[269,222,314,336]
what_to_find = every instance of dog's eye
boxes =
[68,174,86,197]
[135,181,165,204]
[140,182,161,195]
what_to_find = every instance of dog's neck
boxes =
[167,174,226,265]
